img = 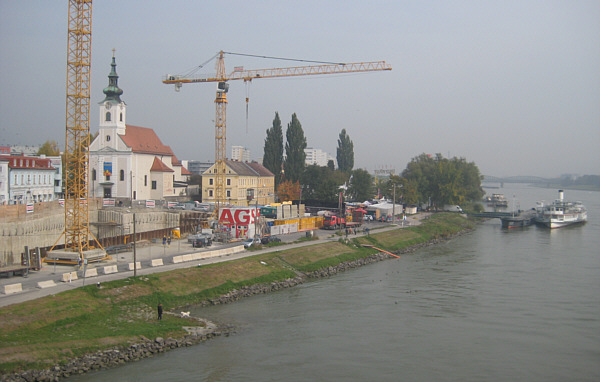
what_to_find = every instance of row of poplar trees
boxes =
[262,112,373,205]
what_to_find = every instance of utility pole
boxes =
[133,212,137,277]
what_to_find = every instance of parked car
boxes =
[169,203,186,210]
[261,236,281,244]
[242,238,260,248]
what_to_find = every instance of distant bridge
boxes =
[482,175,551,184]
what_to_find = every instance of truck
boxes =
[322,215,346,229]
[443,205,463,213]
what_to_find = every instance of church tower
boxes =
[98,53,126,147]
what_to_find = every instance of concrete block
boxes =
[3,283,22,295]
[128,262,141,271]
[61,271,78,282]
[151,259,163,267]
[102,265,118,275]
[37,280,57,289]
[182,254,193,262]
[172,255,184,264]
[84,268,98,278]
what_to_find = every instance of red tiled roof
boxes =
[150,157,174,172]
[120,125,173,155]
[2,155,55,170]
[181,166,191,176]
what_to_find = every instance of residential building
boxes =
[202,160,275,206]
[88,55,190,201]
[0,157,8,204]
[0,155,56,204]
[231,146,250,162]
[304,147,336,167]
[182,160,213,176]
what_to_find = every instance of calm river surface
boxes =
[72,185,600,382]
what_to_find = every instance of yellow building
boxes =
[202,160,275,206]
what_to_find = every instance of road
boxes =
[0,215,426,308]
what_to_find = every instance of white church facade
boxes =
[88,55,190,202]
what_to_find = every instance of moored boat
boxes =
[501,209,536,229]
[535,190,587,229]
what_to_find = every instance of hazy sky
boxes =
[1,1,598,178]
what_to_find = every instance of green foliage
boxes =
[283,113,307,182]
[336,129,354,173]
[347,168,373,201]
[37,140,61,156]
[396,153,484,207]
[263,112,284,187]
[301,165,346,205]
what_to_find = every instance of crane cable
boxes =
[223,51,346,66]
[245,80,251,134]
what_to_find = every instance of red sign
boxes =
[219,208,259,226]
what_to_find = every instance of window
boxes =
[92,169,96,181]
[120,170,125,181]
[209,178,214,185]
[226,190,231,198]
[106,135,111,142]
[209,190,213,197]
[105,112,111,121]
[151,181,157,190]
[227,178,231,186]
[120,113,123,122]
[144,175,147,186]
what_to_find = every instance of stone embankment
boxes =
[4,228,472,381]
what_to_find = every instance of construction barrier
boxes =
[84,268,98,278]
[37,280,57,289]
[128,262,141,271]
[61,271,78,282]
[102,265,118,275]
[3,283,22,295]
[151,259,164,267]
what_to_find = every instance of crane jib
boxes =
[162,61,391,85]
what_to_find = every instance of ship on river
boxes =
[535,190,587,229]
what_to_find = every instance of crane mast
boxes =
[49,0,104,263]
[164,51,391,229]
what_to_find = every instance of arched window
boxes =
[120,169,125,181]
[105,112,111,121]
[120,113,123,122]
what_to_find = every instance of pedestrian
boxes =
[157,303,163,321]
[167,236,171,247]
[162,235,167,246]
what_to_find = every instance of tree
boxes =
[284,113,307,183]
[37,140,61,156]
[347,169,373,202]
[401,153,484,208]
[301,165,346,206]
[327,159,335,171]
[277,180,300,202]
[262,112,284,187]
[336,129,354,174]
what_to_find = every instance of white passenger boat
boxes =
[535,190,587,229]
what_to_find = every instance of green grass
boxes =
[0,213,473,374]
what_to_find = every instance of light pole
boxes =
[132,212,137,277]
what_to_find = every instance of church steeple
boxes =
[102,50,124,104]
[99,50,126,137]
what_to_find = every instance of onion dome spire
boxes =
[102,50,124,103]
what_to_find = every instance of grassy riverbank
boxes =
[0,213,474,375]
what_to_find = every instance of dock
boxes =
[500,210,537,229]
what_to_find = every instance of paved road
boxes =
[0,214,426,308]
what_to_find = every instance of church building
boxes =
[88,55,190,202]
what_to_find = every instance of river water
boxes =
[71,184,600,382]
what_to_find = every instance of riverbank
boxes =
[1,213,474,381]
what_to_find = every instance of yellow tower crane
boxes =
[48,0,105,264]
[163,51,391,226]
